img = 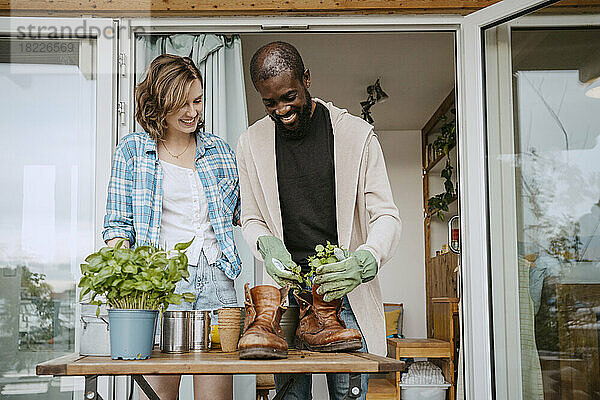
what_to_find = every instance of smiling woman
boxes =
[103,54,242,400]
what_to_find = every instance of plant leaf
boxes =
[174,238,194,251]
[134,281,152,291]
[123,263,137,274]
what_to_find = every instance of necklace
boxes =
[162,135,192,159]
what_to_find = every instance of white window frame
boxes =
[0,16,117,399]
[464,6,600,400]
[459,2,561,399]
[116,15,464,139]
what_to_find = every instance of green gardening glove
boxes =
[313,249,378,302]
[257,236,303,290]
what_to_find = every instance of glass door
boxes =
[0,17,116,399]
[461,1,600,399]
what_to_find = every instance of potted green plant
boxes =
[78,239,195,360]
[279,241,347,293]
[278,242,348,346]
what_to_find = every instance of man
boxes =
[236,41,401,400]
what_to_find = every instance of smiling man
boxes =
[236,41,401,400]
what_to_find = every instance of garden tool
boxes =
[257,236,302,289]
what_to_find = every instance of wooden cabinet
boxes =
[431,297,460,400]
[425,253,458,337]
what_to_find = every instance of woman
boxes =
[103,54,241,400]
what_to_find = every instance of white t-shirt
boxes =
[158,159,222,265]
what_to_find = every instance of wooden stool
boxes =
[387,338,452,400]
[256,374,276,400]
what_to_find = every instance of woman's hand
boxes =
[106,238,130,248]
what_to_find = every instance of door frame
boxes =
[120,5,569,398]
[460,2,574,399]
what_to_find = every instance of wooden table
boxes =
[37,349,405,400]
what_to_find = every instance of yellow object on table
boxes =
[211,324,221,349]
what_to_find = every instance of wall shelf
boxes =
[421,87,459,343]
[424,144,456,174]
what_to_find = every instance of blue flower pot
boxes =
[108,309,158,360]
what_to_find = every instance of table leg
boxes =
[84,375,104,400]
[272,375,298,400]
[131,375,161,400]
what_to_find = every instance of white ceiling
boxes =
[241,32,456,132]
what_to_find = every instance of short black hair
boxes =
[250,41,305,88]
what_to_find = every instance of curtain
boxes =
[135,34,254,400]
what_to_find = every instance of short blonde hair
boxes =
[135,54,204,141]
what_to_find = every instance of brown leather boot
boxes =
[238,283,289,359]
[293,285,363,352]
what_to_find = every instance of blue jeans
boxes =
[168,250,238,311]
[274,296,369,400]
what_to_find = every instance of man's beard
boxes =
[272,91,312,140]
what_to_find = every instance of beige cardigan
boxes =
[236,98,401,356]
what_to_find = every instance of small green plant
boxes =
[290,242,348,292]
[79,239,195,315]
[432,112,456,158]
[428,111,457,221]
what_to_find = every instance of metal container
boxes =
[80,303,110,356]
[161,311,190,353]
[189,310,211,352]
[280,306,299,348]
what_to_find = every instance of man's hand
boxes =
[313,249,378,302]
[257,236,302,290]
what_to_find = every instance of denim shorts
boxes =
[168,250,238,311]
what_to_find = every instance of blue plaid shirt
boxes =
[103,131,242,279]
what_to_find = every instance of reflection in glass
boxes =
[515,64,600,399]
[488,25,600,400]
[0,37,95,398]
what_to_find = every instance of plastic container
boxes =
[108,309,158,360]
[399,384,451,400]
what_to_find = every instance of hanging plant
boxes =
[432,112,456,158]
[427,111,456,221]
